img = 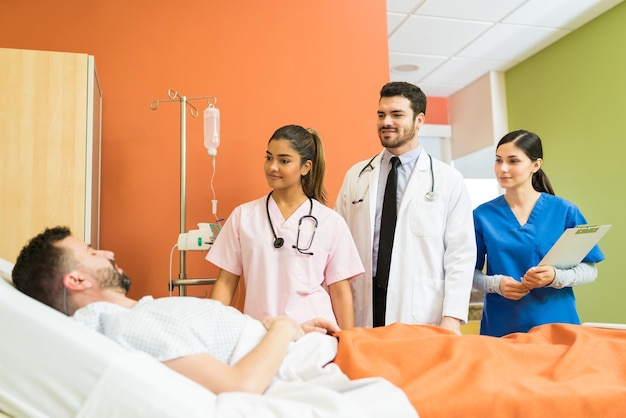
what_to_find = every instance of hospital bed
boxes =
[3,256,626,418]
[0,258,415,418]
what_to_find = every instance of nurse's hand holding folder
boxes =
[472,130,606,337]
[522,223,611,290]
[520,265,557,289]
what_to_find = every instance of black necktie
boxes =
[373,156,400,326]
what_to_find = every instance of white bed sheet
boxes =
[0,259,418,418]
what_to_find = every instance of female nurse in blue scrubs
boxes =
[472,130,605,337]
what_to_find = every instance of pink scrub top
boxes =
[207,195,364,325]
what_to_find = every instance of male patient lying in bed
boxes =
[11,226,417,418]
[11,226,337,393]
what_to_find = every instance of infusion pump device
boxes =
[177,223,222,251]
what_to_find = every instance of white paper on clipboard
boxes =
[539,224,611,269]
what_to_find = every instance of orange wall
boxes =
[426,97,448,125]
[0,1,447,300]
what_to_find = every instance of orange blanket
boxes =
[334,323,626,418]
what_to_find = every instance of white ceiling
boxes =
[387,0,624,97]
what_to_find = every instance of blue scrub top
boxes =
[474,193,605,337]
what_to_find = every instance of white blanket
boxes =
[230,317,418,417]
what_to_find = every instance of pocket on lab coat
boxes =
[411,277,444,324]
[408,199,445,237]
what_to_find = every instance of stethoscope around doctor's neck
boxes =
[351,153,437,204]
[266,192,318,255]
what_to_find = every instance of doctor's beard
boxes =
[378,123,417,150]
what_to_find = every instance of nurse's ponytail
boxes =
[268,125,328,205]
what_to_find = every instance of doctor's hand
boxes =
[521,266,555,289]
[439,316,462,335]
[499,276,530,300]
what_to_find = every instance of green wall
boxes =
[506,3,626,323]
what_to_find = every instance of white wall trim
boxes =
[420,124,451,138]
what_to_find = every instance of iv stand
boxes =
[150,89,217,295]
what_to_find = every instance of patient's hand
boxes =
[261,316,304,341]
[301,318,341,336]
[499,276,530,300]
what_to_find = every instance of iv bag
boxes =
[203,106,220,156]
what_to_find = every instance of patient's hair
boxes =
[269,124,328,205]
[380,81,427,118]
[12,226,73,312]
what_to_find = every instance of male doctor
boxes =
[335,81,476,333]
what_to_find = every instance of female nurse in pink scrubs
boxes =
[207,125,363,329]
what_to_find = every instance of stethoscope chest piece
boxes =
[266,192,316,253]
[424,154,437,202]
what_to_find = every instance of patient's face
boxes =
[61,236,132,293]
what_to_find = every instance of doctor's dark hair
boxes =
[380,82,427,118]
[269,124,328,205]
[12,226,73,312]
[497,130,555,195]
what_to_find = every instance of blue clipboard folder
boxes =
[539,224,611,269]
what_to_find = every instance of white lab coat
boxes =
[335,149,476,327]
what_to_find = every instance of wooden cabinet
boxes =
[0,48,102,261]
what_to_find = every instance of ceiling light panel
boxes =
[421,57,512,86]
[414,0,528,22]
[389,15,492,55]
[387,0,425,14]
[457,24,570,61]
[418,82,466,98]
[504,0,624,29]
[388,12,408,34]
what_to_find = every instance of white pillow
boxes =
[0,258,13,285]
[0,264,217,418]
